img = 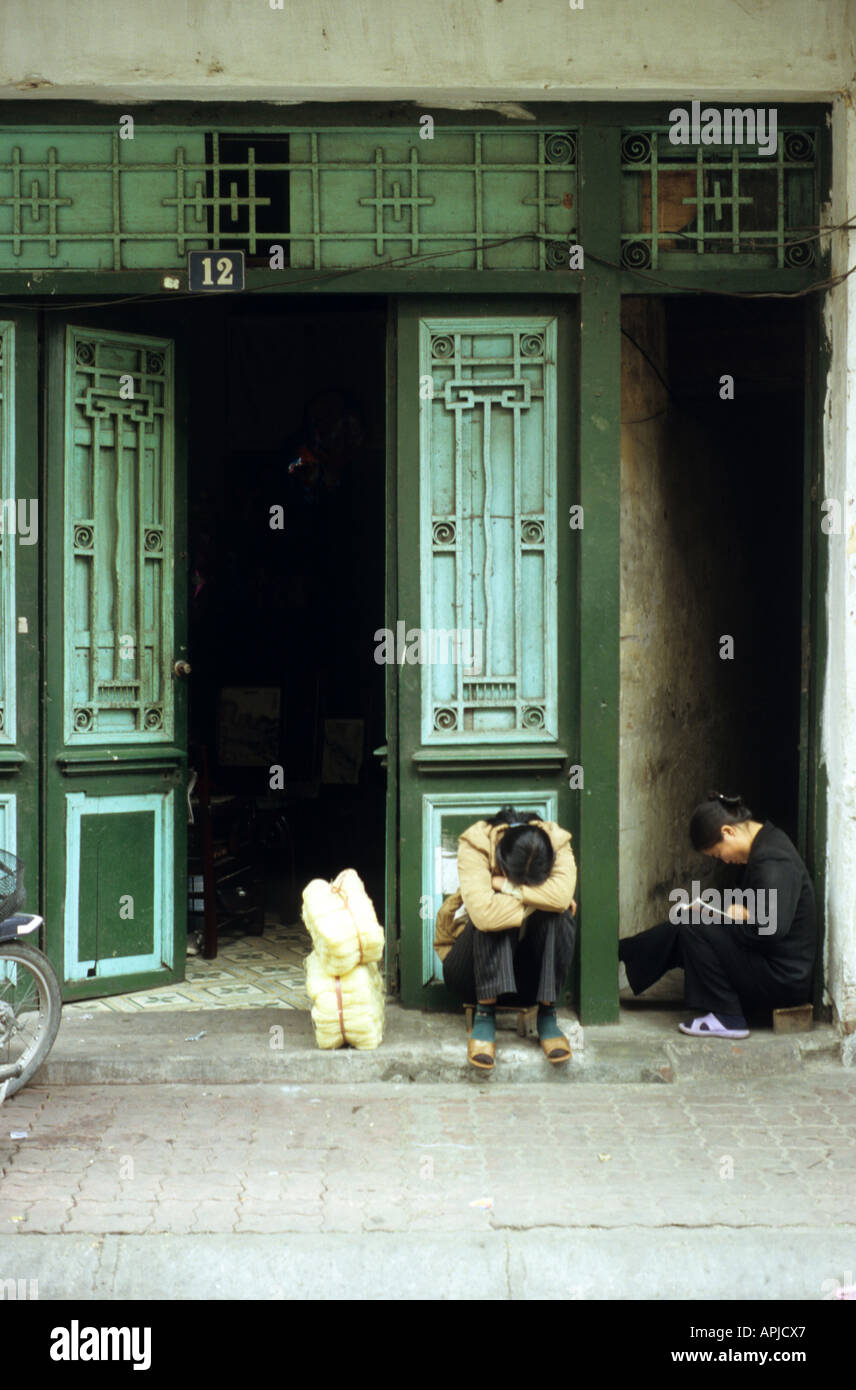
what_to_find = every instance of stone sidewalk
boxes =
[0,1072,854,1298]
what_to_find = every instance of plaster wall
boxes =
[821,97,856,1030]
[619,298,753,937]
[0,0,854,104]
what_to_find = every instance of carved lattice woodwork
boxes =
[419,317,558,743]
[64,327,173,742]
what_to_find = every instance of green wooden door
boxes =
[393,297,578,1009]
[0,313,40,911]
[44,318,188,1000]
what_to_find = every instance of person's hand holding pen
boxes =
[686,896,750,922]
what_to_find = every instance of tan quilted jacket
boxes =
[433,818,577,963]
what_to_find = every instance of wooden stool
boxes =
[464,1003,538,1038]
[772,1003,814,1034]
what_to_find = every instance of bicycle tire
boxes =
[0,941,62,1098]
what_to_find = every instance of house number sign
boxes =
[187,250,246,291]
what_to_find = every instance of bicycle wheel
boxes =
[0,941,62,1098]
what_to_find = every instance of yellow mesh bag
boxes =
[304,950,385,1050]
[301,868,385,977]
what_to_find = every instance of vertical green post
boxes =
[383,298,401,994]
[577,127,622,1023]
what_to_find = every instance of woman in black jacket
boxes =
[619,792,816,1038]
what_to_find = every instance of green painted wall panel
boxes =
[77,808,156,962]
[62,788,174,985]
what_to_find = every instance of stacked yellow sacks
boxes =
[301,869,385,1050]
[304,953,385,1051]
[302,868,385,975]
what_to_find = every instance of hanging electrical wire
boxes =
[0,216,853,315]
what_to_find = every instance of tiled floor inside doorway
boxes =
[62,921,311,1016]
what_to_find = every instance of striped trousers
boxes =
[442,909,577,1005]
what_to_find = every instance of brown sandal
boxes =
[467,1035,496,1070]
[540,1034,571,1064]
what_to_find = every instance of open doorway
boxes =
[619,293,807,979]
[184,296,388,963]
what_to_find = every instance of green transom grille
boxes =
[621,127,819,270]
[0,128,578,272]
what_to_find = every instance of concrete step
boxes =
[34,1001,844,1087]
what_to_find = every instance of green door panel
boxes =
[65,795,174,981]
[45,316,187,1000]
[394,296,578,1008]
[0,314,39,909]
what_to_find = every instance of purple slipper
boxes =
[678,1012,749,1039]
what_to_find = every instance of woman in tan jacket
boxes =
[434,806,578,1071]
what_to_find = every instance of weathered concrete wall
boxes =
[619,299,753,937]
[0,0,854,103]
[821,97,856,1031]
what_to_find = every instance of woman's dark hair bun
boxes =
[690,791,753,851]
[707,790,743,808]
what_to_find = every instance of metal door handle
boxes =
[173,660,192,677]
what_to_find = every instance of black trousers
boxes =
[443,909,577,1005]
[619,919,813,1020]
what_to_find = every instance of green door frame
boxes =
[0,312,40,921]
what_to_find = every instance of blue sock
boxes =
[471,1004,496,1042]
[714,1012,747,1029]
[537,1004,564,1040]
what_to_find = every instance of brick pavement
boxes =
[1,1072,854,1239]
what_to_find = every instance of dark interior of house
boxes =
[183,296,388,941]
[664,294,806,844]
